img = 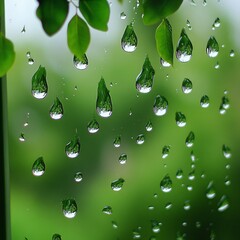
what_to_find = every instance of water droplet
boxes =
[96,77,112,118]
[195,221,201,228]
[112,221,118,229]
[119,153,127,164]
[151,220,161,233]
[187,185,193,191]
[206,181,216,199]
[224,176,231,186]
[19,133,25,142]
[160,174,172,192]
[145,120,153,132]
[183,200,191,210]
[185,131,195,147]
[102,206,112,215]
[133,230,141,239]
[188,170,195,180]
[52,234,61,240]
[206,36,219,57]
[73,54,88,70]
[148,205,154,210]
[62,199,77,218]
[160,57,171,67]
[190,150,196,162]
[217,195,229,212]
[153,95,168,116]
[74,172,83,182]
[221,96,230,109]
[136,55,155,93]
[165,202,172,210]
[210,230,216,240]
[149,237,157,240]
[28,58,34,65]
[136,134,145,144]
[175,112,186,127]
[121,23,138,52]
[87,119,100,133]
[222,144,231,159]
[212,17,220,30]
[26,51,31,58]
[229,49,235,57]
[21,25,26,33]
[225,164,231,170]
[32,157,45,176]
[203,0,207,6]
[182,78,193,94]
[219,105,226,115]
[111,178,125,191]
[176,29,193,62]
[214,61,220,69]
[200,95,210,108]
[176,169,183,179]
[65,135,80,158]
[153,193,158,198]
[162,145,170,159]
[32,66,48,99]
[50,97,64,120]
[24,122,29,127]
[186,20,192,30]
[120,12,127,19]
[113,136,121,147]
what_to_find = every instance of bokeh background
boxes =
[6,0,240,239]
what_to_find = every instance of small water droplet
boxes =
[19,133,25,142]
[175,112,186,127]
[176,29,193,62]
[162,145,170,159]
[176,169,183,179]
[224,176,231,186]
[212,17,220,30]
[206,181,216,199]
[165,202,172,210]
[102,205,112,215]
[121,23,138,52]
[217,195,229,212]
[160,174,172,192]
[136,55,155,93]
[222,144,231,159]
[182,78,193,94]
[160,57,171,67]
[87,119,100,133]
[32,157,45,176]
[210,230,216,240]
[190,150,196,162]
[186,20,192,30]
[113,136,121,148]
[74,172,83,182]
[229,49,235,57]
[225,163,231,170]
[112,221,118,229]
[28,58,34,65]
[119,153,127,164]
[21,25,26,33]
[50,97,64,120]
[195,221,201,228]
[136,134,145,144]
[133,230,141,239]
[120,11,127,19]
[148,205,154,210]
[203,0,207,6]
[153,95,168,116]
[200,95,210,108]
[188,170,195,180]
[26,51,31,58]
[73,54,88,70]
[24,122,29,127]
[153,193,158,198]
[111,178,125,191]
[62,199,77,218]
[145,120,153,132]
[65,135,80,158]
[185,131,195,147]
[214,61,220,69]
[151,220,161,233]
[221,96,230,109]
[149,236,157,240]
[206,36,219,57]
[52,234,61,240]
[183,200,191,210]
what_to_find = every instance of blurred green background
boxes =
[6,0,240,239]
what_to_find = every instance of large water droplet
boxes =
[119,153,127,164]
[206,181,216,199]
[74,172,83,182]
[96,77,112,118]
[65,135,80,158]
[185,131,195,147]
[160,174,172,192]
[113,135,121,148]
[200,95,210,108]
[62,199,77,218]
[52,234,61,240]
[182,78,192,94]
[136,55,155,93]
[32,156,45,176]
[50,97,64,120]
[102,205,112,215]
[145,120,153,132]
[32,65,48,99]
[162,145,170,159]
[153,95,168,116]
[175,112,186,127]
[121,23,138,52]
[73,54,88,70]
[206,36,219,57]
[217,195,229,212]
[111,178,125,191]
[87,119,100,133]
[176,29,193,62]
[222,144,231,159]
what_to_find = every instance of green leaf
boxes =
[155,18,173,65]
[0,33,15,77]
[36,0,69,36]
[79,0,110,31]
[67,15,90,59]
[142,0,183,25]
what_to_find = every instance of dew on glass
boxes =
[176,169,183,179]
[19,133,25,142]
[145,120,153,132]
[32,156,45,176]
[206,181,216,199]
[162,145,170,159]
[176,29,193,63]
[120,11,127,19]
[182,78,192,94]
[52,234,61,240]
[200,95,210,108]
[32,65,48,99]
[185,131,195,147]
[96,77,112,118]
[111,178,125,191]
[136,134,145,144]
[74,172,83,182]
[186,19,192,30]
[160,174,172,192]
[206,36,219,57]
[160,57,171,67]
[183,200,191,211]
[113,135,121,148]
[136,55,155,93]
[119,153,127,164]
[112,221,118,229]
[165,202,172,210]
[87,119,100,133]
[65,135,80,158]
[50,97,64,120]
[229,49,235,57]
[217,195,229,212]
[153,95,168,116]
[102,206,112,215]
[222,144,231,159]
[62,199,77,218]
[175,112,186,127]
[121,23,138,52]
[151,220,161,233]
[212,17,220,30]
[73,54,88,70]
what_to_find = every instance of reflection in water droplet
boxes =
[50,97,64,120]
[217,195,229,212]
[222,144,231,159]
[111,178,125,191]
[162,145,170,159]
[229,49,235,57]
[182,78,193,94]
[136,55,155,93]
[19,133,25,142]
[183,200,191,210]
[119,153,127,164]
[102,206,112,215]
[206,36,219,57]
[120,12,127,19]
[145,120,153,132]
[32,157,45,176]
[74,172,83,182]
[113,136,121,148]
[65,136,80,158]
[176,169,183,179]
[153,95,168,116]
[175,112,186,127]
[185,131,195,147]
[121,23,138,52]
[206,181,216,199]
[176,29,193,62]
[160,174,172,192]
[52,234,61,240]
[136,134,145,144]
[160,57,171,67]
[73,54,88,70]
[62,199,77,218]
[200,95,210,108]
[87,119,100,133]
